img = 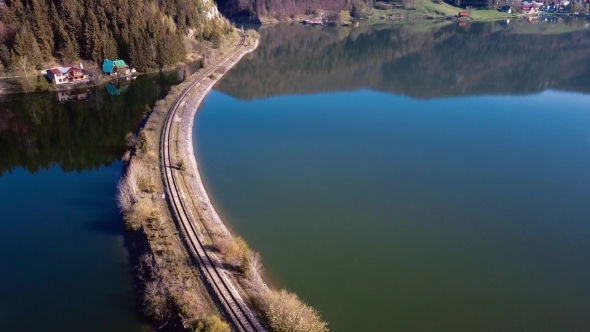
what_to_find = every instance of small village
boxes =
[299,0,590,26]
[43,59,136,102]
[45,58,134,86]
[501,0,590,13]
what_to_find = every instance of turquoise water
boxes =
[195,23,590,331]
[0,73,180,331]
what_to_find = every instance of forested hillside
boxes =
[0,0,233,72]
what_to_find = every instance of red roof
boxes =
[48,68,61,74]
[66,66,83,73]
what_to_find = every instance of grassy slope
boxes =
[368,0,517,21]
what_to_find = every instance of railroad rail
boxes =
[159,32,265,332]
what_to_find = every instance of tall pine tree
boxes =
[31,0,54,61]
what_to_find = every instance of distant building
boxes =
[103,59,131,76]
[447,0,493,7]
[522,1,533,11]
[46,66,89,85]
[501,5,512,12]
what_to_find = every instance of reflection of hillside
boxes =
[216,22,590,100]
[0,73,180,175]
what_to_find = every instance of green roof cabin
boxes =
[102,59,130,76]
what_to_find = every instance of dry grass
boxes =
[191,315,231,332]
[118,106,222,328]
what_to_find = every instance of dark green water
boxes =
[0,72,181,331]
[195,22,590,331]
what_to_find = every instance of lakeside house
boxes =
[501,5,513,12]
[102,59,131,76]
[522,1,532,11]
[46,66,89,85]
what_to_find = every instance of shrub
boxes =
[139,129,149,152]
[117,161,144,212]
[193,315,231,332]
[219,236,249,269]
[117,179,136,213]
[125,132,139,148]
[244,251,264,282]
[259,289,328,332]
[340,10,352,25]
[351,1,369,18]
[117,160,154,213]
[570,1,584,12]
[375,1,393,10]
[125,199,157,230]
[144,278,170,322]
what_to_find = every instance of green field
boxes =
[367,0,517,21]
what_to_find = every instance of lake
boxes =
[0,72,181,331]
[194,21,590,331]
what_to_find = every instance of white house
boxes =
[46,66,88,85]
[47,67,70,85]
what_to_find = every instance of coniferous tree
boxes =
[102,28,118,60]
[84,10,103,63]
[0,0,235,70]
[12,27,28,58]
[0,44,11,68]
[31,0,54,61]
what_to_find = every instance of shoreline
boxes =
[0,59,202,95]
[139,27,327,331]
[160,33,267,331]
[118,30,273,331]
[177,43,261,249]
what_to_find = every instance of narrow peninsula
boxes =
[117,28,328,332]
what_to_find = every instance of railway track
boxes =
[159,32,265,332]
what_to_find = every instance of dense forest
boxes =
[216,22,590,100]
[0,0,234,72]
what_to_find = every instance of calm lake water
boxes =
[0,73,181,331]
[195,22,590,331]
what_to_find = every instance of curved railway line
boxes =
[159,32,265,332]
